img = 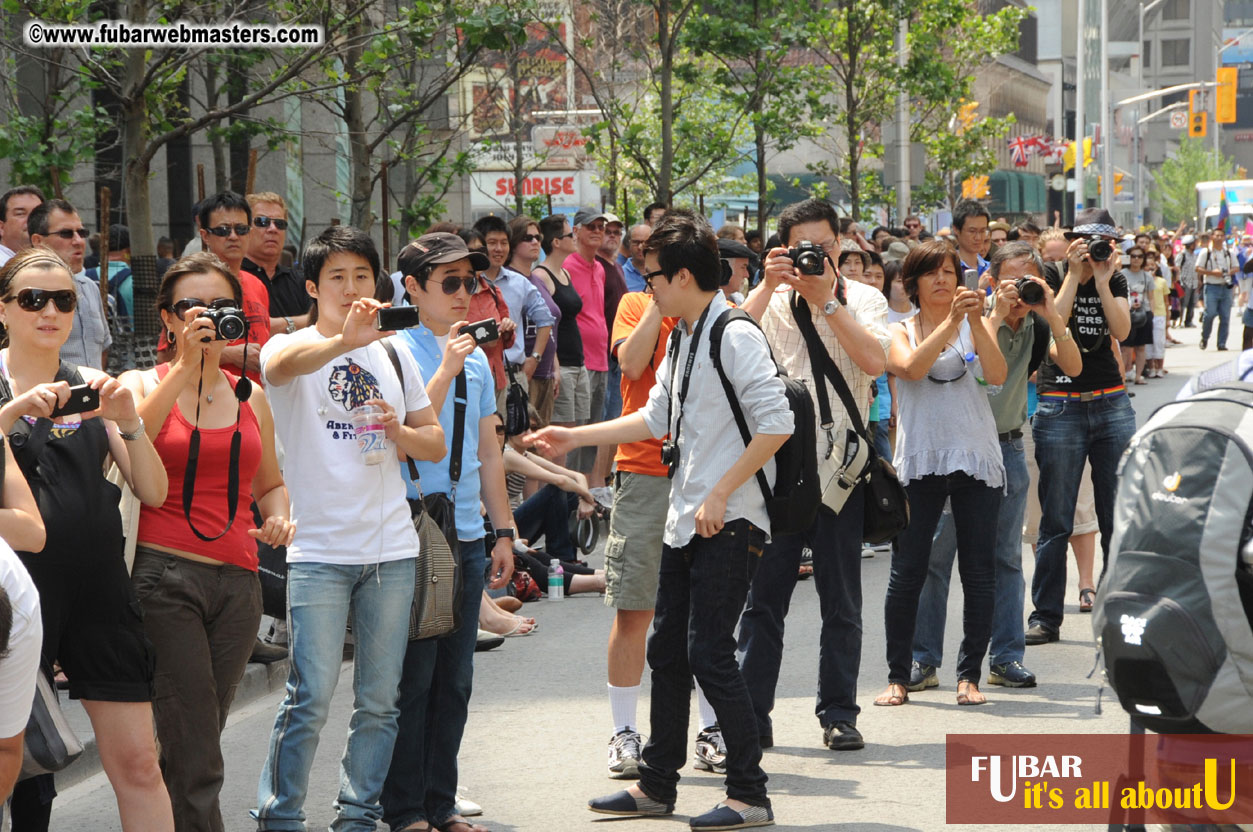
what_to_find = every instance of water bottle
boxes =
[548,558,564,600]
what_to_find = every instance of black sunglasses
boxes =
[171,297,236,318]
[47,228,89,240]
[518,233,542,243]
[426,276,477,296]
[206,224,250,238]
[253,216,289,230]
[4,287,77,313]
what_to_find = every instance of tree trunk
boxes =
[755,123,768,237]
[510,54,526,215]
[121,84,160,367]
[657,0,673,203]
[343,27,374,232]
[844,7,861,219]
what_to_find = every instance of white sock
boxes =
[608,683,640,734]
[696,683,718,730]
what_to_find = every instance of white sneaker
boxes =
[607,728,644,779]
[693,725,727,773]
[454,788,482,817]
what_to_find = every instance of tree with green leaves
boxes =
[1152,137,1238,227]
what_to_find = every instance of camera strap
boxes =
[182,338,248,542]
[665,301,714,457]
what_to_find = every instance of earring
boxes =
[167,329,176,344]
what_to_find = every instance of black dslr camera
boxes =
[1014,277,1044,305]
[1084,235,1114,263]
[661,440,678,478]
[199,306,248,341]
[788,241,827,275]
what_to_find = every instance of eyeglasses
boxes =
[629,238,649,246]
[4,287,77,313]
[253,216,288,230]
[429,276,477,296]
[46,228,89,240]
[583,222,606,232]
[206,224,250,238]
[1129,253,1144,258]
[556,231,575,240]
[518,234,541,243]
[170,297,236,318]
[642,269,667,288]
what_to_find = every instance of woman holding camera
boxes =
[120,252,293,832]
[0,247,174,831]
[879,240,1006,708]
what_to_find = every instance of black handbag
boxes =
[792,296,909,543]
[504,364,530,437]
[383,339,465,640]
[20,663,83,779]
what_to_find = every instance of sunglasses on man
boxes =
[253,216,289,230]
[46,228,90,240]
[206,224,250,238]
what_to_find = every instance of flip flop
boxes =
[1079,587,1096,613]
[956,680,987,706]
[436,816,489,832]
[500,617,535,637]
[873,683,909,706]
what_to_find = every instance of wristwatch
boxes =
[529,352,542,361]
[821,298,840,316]
[494,527,516,542]
[284,316,296,334]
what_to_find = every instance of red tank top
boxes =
[138,365,264,570]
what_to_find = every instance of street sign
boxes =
[1170,110,1187,129]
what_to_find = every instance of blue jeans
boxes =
[1202,283,1233,348]
[603,357,623,421]
[884,472,1002,685]
[738,487,864,737]
[1029,393,1137,632]
[912,439,1030,669]
[383,539,486,830]
[255,558,416,832]
[639,519,769,808]
[869,420,892,466]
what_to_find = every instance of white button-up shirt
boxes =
[637,292,794,547]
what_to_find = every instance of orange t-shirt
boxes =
[611,292,678,477]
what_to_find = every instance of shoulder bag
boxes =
[382,339,465,640]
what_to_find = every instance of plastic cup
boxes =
[350,404,390,465]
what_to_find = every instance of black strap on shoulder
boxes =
[1027,311,1050,378]
[789,293,867,439]
[383,337,466,487]
[664,302,713,454]
[708,308,774,508]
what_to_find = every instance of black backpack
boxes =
[707,308,820,536]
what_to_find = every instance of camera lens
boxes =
[796,251,825,275]
[1015,277,1044,305]
[1088,238,1113,262]
[217,313,246,341]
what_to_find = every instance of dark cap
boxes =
[397,232,489,277]
[573,208,610,227]
[717,238,754,260]
[1064,208,1118,239]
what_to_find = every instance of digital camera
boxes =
[1015,277,1044,305]
[1085,235,1114,263]
[199,306,247,341]
[788,241,827,276]
[661,440,678,479]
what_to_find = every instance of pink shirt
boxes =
[565,251,608,372]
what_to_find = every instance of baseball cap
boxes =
[1181,234,1196,245]
[602,212,623,228]
[717,238,754,260]
[881,240,911,263]
[396,232,489,277]
[573,208,611,227]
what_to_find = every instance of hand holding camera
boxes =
[781,240,839,307]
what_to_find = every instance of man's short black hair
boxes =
[109,225,130,251]
[1017,221,1042,236]
[0,185,46,221]
[643,202,667,222]
[473,215,509,238]
[777,199,839,247]
[27,198,78,238]
[951,199,990,231]
[643,208,721,292]
[303,225,379,292]
[197,191,252,229]
[745,229,762,243]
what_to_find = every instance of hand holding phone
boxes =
[375,306,423,331]
[50,384,100,419]
[459,318,500,345]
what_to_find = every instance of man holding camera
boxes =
[909,242,1081,690]
[738,199,890,752]
[1026,208,1133,645]
[1197,230,1239,351]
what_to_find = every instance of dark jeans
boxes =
[1183,284,1198,326]
[512,484,577,562]
[1029,393,1137,632]
[382,539,487,830]
[639,519,769,808]
[737,487,864,738]
[884,472,1001,685]
[131,549,263,832]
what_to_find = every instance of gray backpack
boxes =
[1094,381,1253,734]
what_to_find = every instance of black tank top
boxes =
[2,362,124,560]
[542,265,585,367]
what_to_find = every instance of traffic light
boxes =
[1189,90,1208,137]
[1114,172,1124,195]
[961,175,989,199]
[1217,67,1238,124]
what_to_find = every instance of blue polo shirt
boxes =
[398,325,497,541]
[621,257,646,293]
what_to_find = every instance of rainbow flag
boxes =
[1217,193,1231,235]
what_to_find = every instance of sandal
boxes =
[873,683,909,706]
[1079,587,1096,613]
[436,816,488,832]
[956,680,987,706]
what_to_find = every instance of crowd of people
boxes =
[0,177,1241,832]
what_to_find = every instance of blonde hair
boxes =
[246,192,287,215]
[1036,227,1067,254]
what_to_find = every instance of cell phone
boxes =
[459,318,500,345]
[962,268,980,291]
[50,384,100,418]
[375,306,423,331]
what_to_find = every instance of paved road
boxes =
[52,325,1229,831]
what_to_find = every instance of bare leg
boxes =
[1070,531,1097,590]
[479,592,535,634]
[608,608,654,687]
[80,700,174,832]
[569,571,606,595]
[591,444,617,490]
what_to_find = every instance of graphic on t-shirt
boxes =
[22,414,81,440]
[328,360,381,412]
[1070,291,1109,350]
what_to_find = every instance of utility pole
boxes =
[1136,0,1166,229]
[1100,0,1112,219]
[1075,0,1087,215]
[895,17,910,223]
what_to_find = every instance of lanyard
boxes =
[666,301,714,454]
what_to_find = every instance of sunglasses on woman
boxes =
[170,297,237,318]
[3,287,77,313]
[518,234,542,243]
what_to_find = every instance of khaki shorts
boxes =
[553,363,590,423]
[1022,426,1099,544]
[603,471,671,610]
[529,375,557,426]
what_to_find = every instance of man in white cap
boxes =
[1178,234,1199,327]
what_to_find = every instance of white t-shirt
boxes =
[260,330,432,565]
[0,541,42,739]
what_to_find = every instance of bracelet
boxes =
[284,316,296,334]
[1054,329,1073,342]
[119,417,146,441]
